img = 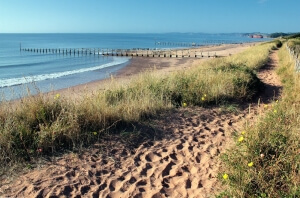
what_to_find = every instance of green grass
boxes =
[219,41,300,197]
[0,42,275,175]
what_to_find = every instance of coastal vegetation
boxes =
[268,32,300,39]
[220,38,300,197]
[269,32,291,38]
[286,33,300,39]
[2,39,299,197]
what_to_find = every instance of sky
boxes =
[0,0,299,33]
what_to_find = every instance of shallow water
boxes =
[0,33,271,100]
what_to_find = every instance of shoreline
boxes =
[53,42,258,98]
[3,42,262,103]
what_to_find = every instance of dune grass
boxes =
[0,42,274,174]
[219,41,300,197]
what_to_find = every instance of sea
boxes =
[0,33,271,100]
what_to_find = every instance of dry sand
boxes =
[0,43,282,198]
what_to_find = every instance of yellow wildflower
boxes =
[241,131,246,135]
[93,132,97,135]
[54,93,60,100]
[223,173,229,180]
[204,94,207,97]
[264,104,268,108]
[238,136,244,142]
[201,97,205,101]
[183,102,187,107]
[248,162,254,167]
[274,109,277,113]
[276,100,278,103]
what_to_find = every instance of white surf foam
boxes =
[0,57,129,88]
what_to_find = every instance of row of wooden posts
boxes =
[21,47,218,58]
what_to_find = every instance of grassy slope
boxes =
[0,43,273,174]
[220,42,300,197]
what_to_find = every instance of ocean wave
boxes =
[0,57,129,88]
[0,60,54,69]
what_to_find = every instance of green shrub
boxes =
[276,40,282,48]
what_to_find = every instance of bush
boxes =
[275,40,282,48]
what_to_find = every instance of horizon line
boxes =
[0,32,279,34]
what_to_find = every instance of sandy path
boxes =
[0,48,282,198]
[257,50,282,103]
[0,108,246,198]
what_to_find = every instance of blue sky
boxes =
[0,0,299,33]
